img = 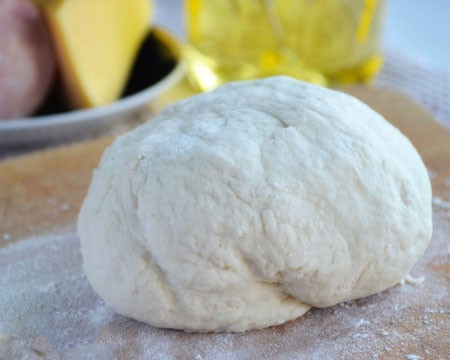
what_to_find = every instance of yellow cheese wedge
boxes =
[37,0,151,108]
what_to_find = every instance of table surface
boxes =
[1,86,449,359]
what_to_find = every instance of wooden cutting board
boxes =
[0,86,449,359]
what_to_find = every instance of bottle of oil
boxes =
[185,0,385,91]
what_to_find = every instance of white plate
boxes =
[0,27,184,147]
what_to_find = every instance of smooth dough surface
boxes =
[78,76,432,332]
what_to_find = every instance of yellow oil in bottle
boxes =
[185,0,385,91]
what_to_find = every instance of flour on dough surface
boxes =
[78,76,432,332]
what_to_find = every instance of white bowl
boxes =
[0,27,184,147]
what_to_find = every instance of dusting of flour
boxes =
[0,213,449,360]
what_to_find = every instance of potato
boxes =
[0,0,56,119]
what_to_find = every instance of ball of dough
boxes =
[78,76,432,332]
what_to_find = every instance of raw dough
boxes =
[78,76,432,332]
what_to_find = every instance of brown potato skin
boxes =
[0,0,56,119]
